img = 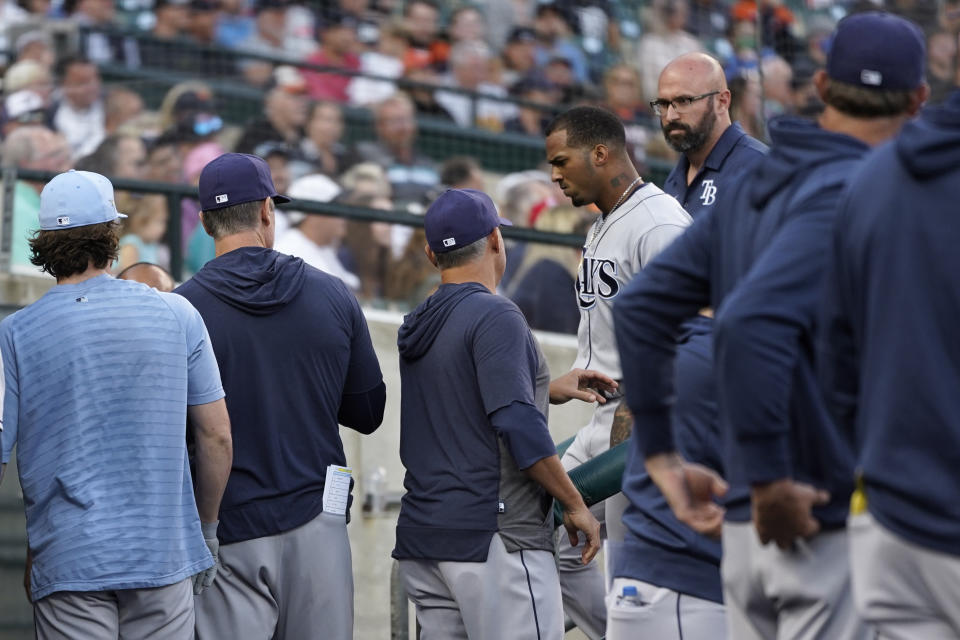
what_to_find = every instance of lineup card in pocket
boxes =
[323,465,352,516]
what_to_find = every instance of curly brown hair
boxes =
[29,221,121,280]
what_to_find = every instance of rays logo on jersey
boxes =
[576,257,619,309]
[700,179,717,206]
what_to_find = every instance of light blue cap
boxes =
[38,170,128,231]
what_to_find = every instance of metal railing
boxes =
[3,168,586,282]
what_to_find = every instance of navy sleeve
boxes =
[341,290,385,391]
[474,307,538,413]
[338,292,385,433]
[490,401,557,470]
[338,380,386,434]
[613,208,715,457]
[818,199,860,445]
[713,190,840,484]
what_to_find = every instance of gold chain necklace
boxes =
[587,176,642,251]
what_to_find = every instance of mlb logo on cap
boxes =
[424,189,512,254]
[198,153,291,212]
[38,170,128,231]
[827,12,926,91]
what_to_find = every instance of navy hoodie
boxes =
[617,316,724,602]
[393,283,557,562]
[614,117,869,525]
[820,91,960,554]
[176,247,385,544]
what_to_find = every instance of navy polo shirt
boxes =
[662,122,768,218]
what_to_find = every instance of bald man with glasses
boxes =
[656,53,767,219]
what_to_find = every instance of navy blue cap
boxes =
[827,12,925,91]
[198,153,291,212]
[425,189,512,254]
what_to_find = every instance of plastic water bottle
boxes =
[617,585,643,608]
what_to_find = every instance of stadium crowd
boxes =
[2,0,959,333]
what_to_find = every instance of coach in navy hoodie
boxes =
[820,90,960,637]
[613,13,928,640]
[177,154,386,640]
[392,189,600,640]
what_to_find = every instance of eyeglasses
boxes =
[650,91,720,116]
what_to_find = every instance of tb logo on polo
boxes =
[700,179,717,206]
[577,258,620,309]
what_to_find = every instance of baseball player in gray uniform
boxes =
[545,105,692,638]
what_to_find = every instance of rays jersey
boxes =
[566,182,692,465]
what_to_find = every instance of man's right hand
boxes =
[645,452,728,538]
[751,478,829,550]
[561,506,602,565]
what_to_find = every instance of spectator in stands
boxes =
[340,161,392,199]
[685,0,730,48]
[0,126,72,274]
[275,173,361,290]
[145,133,183,183]
[305,12,362,103]
[1,90,48,139]
[350,92,439,212]
[436,40,518,131]
[440,155,484,190]
[215,0,255,48]
[74,132,148,214]
[500,26,539,90]
[236,65,308,156]
[334,0,382,48]
[260,144,294,236]
[152,0,191,40]
[504,76,558,136]
[602,63,650,170]
[637,0,703,102]
[188,0,221,43]
[116,196,171,272]
[339,189,394,300]
[104,88,145,135]
[533,3,589,85]
[349,19,407,106]
[761,54,793,115]
[729,0,797,61]
[292,100,346,178]
[0,1,29,66]
[402,0,440,71]
[184,141,226,273]
[481,0,538,51]
[403,66,456,121]
[788,56,822,118]
[52,56,105,159]
[239,0,313,86]
[117,261,176,291]
[65,0,140,66]
[3,60,54,106]
[928,30,959,103]
[495,170,557,290]
[14,31,55,70]
[167,89,225,159]
[508,204,583,334]
[728,72,764,140]
[432,5,487,72]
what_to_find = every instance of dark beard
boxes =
[662,107,717,153]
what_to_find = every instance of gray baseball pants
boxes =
[194,510,353,640]
[34,578,193,640]
[605,577,726,640]
[850,511,960,639]
[722,521,868,640]
[398,533,564,640]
